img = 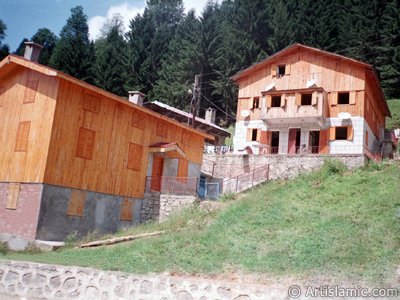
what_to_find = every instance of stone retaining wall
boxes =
[141,192,197,222]
[0,261,288,300]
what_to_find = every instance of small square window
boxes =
[301,94,312,106]
[271,96,281,107]
[251,129,258,141]
[252,97,260,109]
[338,92,349,104]
[335,127,347,140]
[277,65,286,76]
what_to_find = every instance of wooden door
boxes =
[288,128,297,154]
[151,155,164,191]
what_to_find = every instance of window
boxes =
[6,183,20,210]
[365,131,369,146]
[156,121,168,138]
[301,94,312,106]
[335,127,348,140]
[127,143,143,171]
[338,92,350,105]
[177,159,188,182]
[83,93,100,113]
[132,111,145,129]
[271,96,281,107]
[251,129,258,141]
[76,127,96,160]
[277,65,286,77]
[15,121,31,152]
[23,80,38,104]
[252,97,260,109]
[181,132,191,146]
[120,198,133,221]
[67,190,86,217]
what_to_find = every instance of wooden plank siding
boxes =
[43,78,205,198]
[0,66,58,183]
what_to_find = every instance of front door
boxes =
[288,128,301,154]
[151,155,164,191]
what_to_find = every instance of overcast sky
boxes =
[0,0,209,52]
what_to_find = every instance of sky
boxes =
[0,0,209,52]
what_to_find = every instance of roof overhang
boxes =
[149,142,186,159]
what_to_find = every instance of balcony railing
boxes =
[145,176,199,195]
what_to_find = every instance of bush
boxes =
[219,192,236,202]
[64,231,78,247]
[320,159,347,177]
[0,241,9,255]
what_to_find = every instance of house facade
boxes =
[232,44,390,157]
[0,49,210,248]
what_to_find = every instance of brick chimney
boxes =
[205,107,216,124]
[24,41,43,62]
[128,91,145,106]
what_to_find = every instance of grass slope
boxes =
[387,99,400,129]
[3,161,400,285]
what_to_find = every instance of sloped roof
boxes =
[0,55,214,140]
[231,43,390,117]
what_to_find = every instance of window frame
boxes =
[338,92,350,105]
[301,94,312,106]
[271,96,281,107]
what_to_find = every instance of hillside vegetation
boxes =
[4,160,400,286]
[387,99,400,129]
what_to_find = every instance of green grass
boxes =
[3,160,400,285]
[387,99,400,129]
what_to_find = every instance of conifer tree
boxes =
[0,20,9,61]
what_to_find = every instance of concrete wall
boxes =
[0,183,43,250]
[36,185,142,242]
[0,261,286,300]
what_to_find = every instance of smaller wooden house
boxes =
[0,45,211,248]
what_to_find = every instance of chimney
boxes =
[24,41,43,62]
[205,107,216,124]
[128,91,145,106]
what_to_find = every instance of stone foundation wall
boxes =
[0,261,286,300]
[205,154,366,180]
[141,192,197,222]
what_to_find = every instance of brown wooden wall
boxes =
[43,79,204,198]
[0,66,57,183]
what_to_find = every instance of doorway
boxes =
[309,131,320,154]
[151,155,164,191]
[271,131,279,154]
[288,128,301,154]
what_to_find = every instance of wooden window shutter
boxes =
[15,121,31,152]
[295,93,301,106]
[132,111,145,129]
[120,198,133,221]
[246,129,252,141]
[83,93,100,113]
[127,143,143,171]
[182,132,191,146]
[331,92,338,106]
[76,127,96,160]
[349,91,356,105]
[260,131,268,144]
[319,130,329,154]
[365,130,369,146]
[266,95,272,108]
[6,183,21,210]
[177,159,188,183]
[285,64,291,75]
[329,127,336,141]
[256,129,261,142]
[67,190,86,217]
[311,92,318,106]
[347,126,354,140]
[24,80,38,104]
[156,121,168,138]
[271,65,277,76]
[280,94,286,107]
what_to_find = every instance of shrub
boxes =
[219,192,236,202]
[320,159,347,177]
[0,241,9,255]
[64,231,78,247]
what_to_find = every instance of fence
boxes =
[145,176,199,196]
[223,164,270,194]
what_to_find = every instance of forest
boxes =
[0,0,399,125]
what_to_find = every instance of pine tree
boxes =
[0,20,9,60]
[50,6,95,83]
[93,15,128,96]
[31,28,58,65]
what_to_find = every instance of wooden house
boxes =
[231,44,390,157]
[0,45,211,248]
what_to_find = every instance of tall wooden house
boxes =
[0,44,210,248]
[232,44,390,157]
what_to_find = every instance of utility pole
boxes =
[191,74,201,128]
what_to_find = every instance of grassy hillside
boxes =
[387,99,400,129]
[3,160,400,285]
